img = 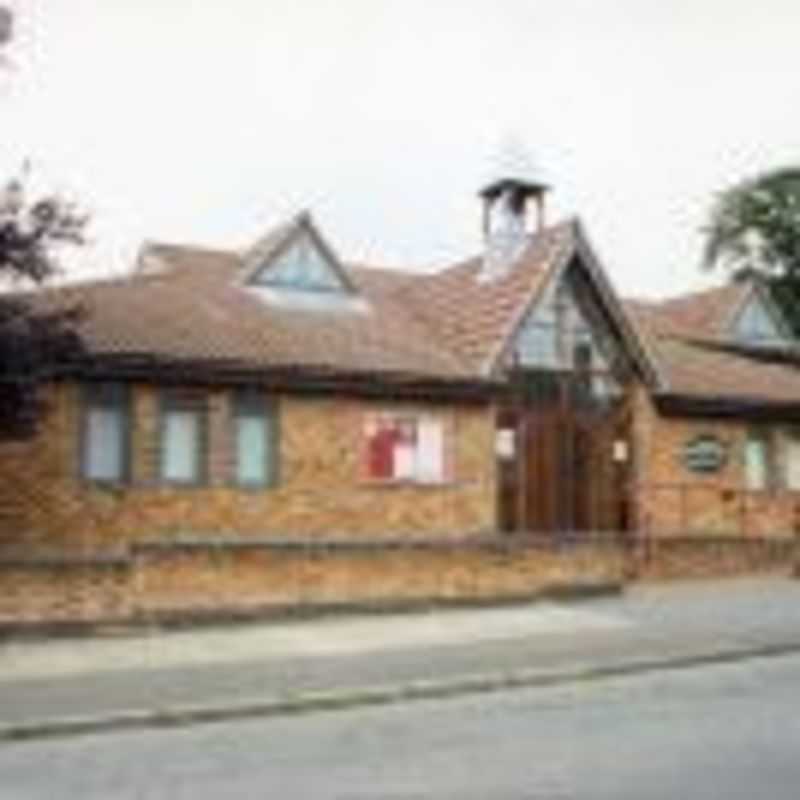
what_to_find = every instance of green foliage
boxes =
[703,167,800,335]
[0,176,87,282]
[0,172,87,438]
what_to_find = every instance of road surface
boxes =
[2,651,799,798]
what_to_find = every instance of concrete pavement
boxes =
[2,576,800,740]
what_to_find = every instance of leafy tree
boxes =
[702,167,800,335]
[0,172,88,439]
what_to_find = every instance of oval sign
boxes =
[682,435,727,474]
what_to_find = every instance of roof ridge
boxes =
[655,280,749,307]
[145,241,237,257]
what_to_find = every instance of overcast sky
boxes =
[2,0,800,297]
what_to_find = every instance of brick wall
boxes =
[0,382,497,552]
[0,537,626,629]
[0,555,133,625]
[631,386,800,537]
[133,539,624,616]
[2,535,798,631]
[633,536,796,581]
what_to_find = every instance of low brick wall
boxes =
[2,534,798,632]
[134,537,625,618]
[0,536,624,630]
[0,554,133,625]
[632,535,797,581]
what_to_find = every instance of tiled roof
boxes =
[395,221,575,374]
[23,211,800,406]
[637,282,751,340]
[29,241,471,381]
[26,216,575,385]
[624,287,800,405]
[654,337,800,404]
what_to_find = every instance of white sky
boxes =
[2,0,800,297]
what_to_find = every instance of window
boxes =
[512,263,620,382]
[251,231,347,293]
[233,391,277,488]
[744,428,774,491]
[160,391,207,484]
[785,431,800,491]
[733,296,785,346]
[81,383,130,482]
[364,414,447,484]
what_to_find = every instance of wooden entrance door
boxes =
[498,382,631,534]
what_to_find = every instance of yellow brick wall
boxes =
[631,386,800,537]
[0,540,626,627]
[0,382,498,551]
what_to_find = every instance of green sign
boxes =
[682,435,727,474]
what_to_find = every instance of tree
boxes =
[0,172,87,438]
[702,167,800,335]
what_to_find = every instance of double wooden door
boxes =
[499,395,631,534]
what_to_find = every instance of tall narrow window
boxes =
[233,391,276,488]
[81,383,130,482]
[160,390,206,485]
[785,430,800,491]
[744,428,772,491]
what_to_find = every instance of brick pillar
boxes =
[132,385,159,487]
[207,390,233,488]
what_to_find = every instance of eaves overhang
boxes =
[655,392,800,422]
[53,353,503,403]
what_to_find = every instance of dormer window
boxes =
[732,293,786,347]
[244,213,368,313]
[250,229,349,295]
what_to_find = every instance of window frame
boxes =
[743,426,777,493]
[251,232,349,295]
[79,382,132,485]
[783,428,800,492]
[231,390,278,490]
[158,389,208,487]
[362,411,450,486]
[733,295,785,347]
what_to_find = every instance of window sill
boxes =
[155,480,209,490]
[363,479,459,490]
[81,479,130,492]
[225,482,277,493]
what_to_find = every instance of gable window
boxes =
[81,383,130,483]
[364,413,447,484]
[252,230,348,294]
[160,390,207,485]
[744,427,775,491]
[512,263,621,379]
[733,295,785,346]
[233,391,277,488]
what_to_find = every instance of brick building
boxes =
[3,174,800,557]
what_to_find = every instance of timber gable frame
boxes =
[485,219,663,389]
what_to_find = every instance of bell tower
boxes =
[477,141,550,282]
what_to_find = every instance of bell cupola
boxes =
[478,142,550,282]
